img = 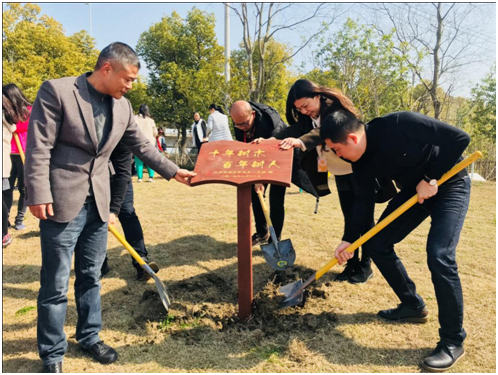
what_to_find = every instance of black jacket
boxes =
[345,111,470,243]
[274,97,347,197]
[109,141,133,215]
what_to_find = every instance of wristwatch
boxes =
[423,174,437,186]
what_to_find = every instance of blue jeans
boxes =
[37,200,108,365]
[364,176,471,346]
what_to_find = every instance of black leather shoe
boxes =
[136,261,159,281]
[421,342,465,372]
[81,340,118,364]
[349,259,373,284]
[42,362,62,373]
[335,258,358,282]
[378,303,429,323]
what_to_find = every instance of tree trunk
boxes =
[431,2,443,119]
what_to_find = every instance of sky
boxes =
[27,2,497,98]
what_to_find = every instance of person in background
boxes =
[191,112,207,152]
[134,104,158,182]
[230,100,287,246]
[156,127,168,157]
[320,109,471,372]
[2,95,16,247]
[3,83,31,230]
[206,103,233,142]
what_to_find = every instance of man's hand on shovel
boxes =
[334,241,353,265]
[29,203,54,220]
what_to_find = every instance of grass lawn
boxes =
[2,176,496,373]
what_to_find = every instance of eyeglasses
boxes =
[233,112,254,128]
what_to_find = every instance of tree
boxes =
[227,3,344,103]
[312,19,411,121]
[461,66,496,179]
[230,38,296,116]
[370,3,494,119]
[469,66,496,140]
[136,8,225,161]
[2,3,98,101]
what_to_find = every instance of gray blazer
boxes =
[25,73,179,223]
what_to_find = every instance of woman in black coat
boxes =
[276,79,375,283]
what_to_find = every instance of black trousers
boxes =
[118,181,149,267]
[4,154,26,224]
[2,189,8,237]
[251,183,286,239]
[335,174,375,263]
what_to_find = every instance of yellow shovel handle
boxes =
[108,224,146,266]
[315,151,482,280]
[257,190,273,227]
[13,133,25,164]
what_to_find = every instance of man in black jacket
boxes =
[230,100,287,246]
[320,110,471,372]
[102,141,159,281]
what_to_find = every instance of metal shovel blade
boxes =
[143,263,171,312]
[279,279,304,308]
[261,239,296,270]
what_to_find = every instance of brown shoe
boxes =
[136,261,159,281]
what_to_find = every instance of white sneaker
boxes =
[137,178,143,183]
[148,178,154,182]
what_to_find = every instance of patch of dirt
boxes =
[137,266,338,343]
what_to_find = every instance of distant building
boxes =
[162,128,195,154]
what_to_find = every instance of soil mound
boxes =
[139,266,338,342]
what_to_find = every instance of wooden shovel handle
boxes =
[315,151,482,280]
[257,190,273,227]
[13,133,25,164]
[108,224,146,266]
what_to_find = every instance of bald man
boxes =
[230,100,288,246]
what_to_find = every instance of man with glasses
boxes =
[230,100,287,246]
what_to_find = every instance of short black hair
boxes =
[95,42,140,70]
[320,110,364,144]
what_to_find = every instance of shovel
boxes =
[257,190,296,270]
[108,224,171,312]
[280,151,482,308]
[13,133,25,164]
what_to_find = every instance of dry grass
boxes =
[2,176,496,373]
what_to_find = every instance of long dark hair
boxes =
[2,83,31,123]
[285,79,359,125]
[209,103,224,114]
[2,94,16,125]
[138,104,150,118]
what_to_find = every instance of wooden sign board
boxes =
[190,139,293,321]
[191,140,293,187]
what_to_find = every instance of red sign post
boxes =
[191,140,293,321]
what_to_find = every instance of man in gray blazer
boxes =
[25,42,195,373]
